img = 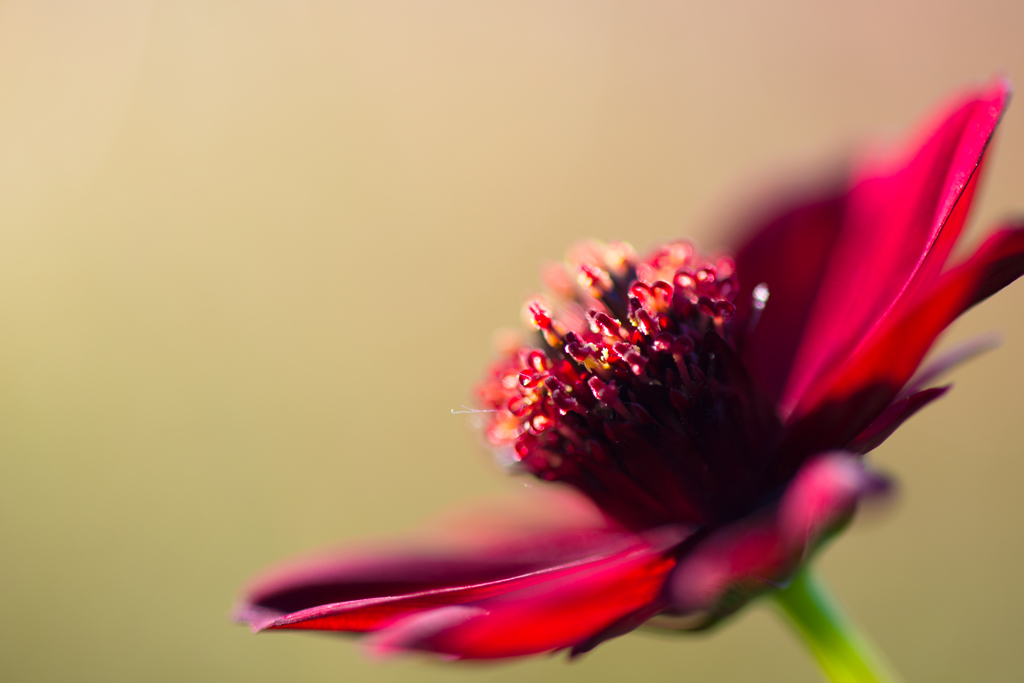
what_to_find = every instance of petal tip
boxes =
[231,602,284,633]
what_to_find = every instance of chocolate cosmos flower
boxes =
[236,81,1024,663]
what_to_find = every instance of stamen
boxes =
[745,282,770,337]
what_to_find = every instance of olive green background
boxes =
[1,1,1023,681]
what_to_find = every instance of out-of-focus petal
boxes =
[664,512,783,626]
[236,487,635,632]
[776,453,891,554]
[665,453,888,627]
[781,80,1011,416]
[898,331,1000,398]
[366,527,685,659]
[781,224,1024,462]
[959,223,1024,305]
[847,386,950,454]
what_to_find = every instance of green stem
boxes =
[772,568,903,683]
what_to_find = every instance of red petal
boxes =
[846,386,950,454]
[781,224,1024,462]
[780,80,1010,416]
[366,528,684,659]
[235,487,632,632]
[732,184,847,403]
[258,541,659,633]
[776,453,891,553]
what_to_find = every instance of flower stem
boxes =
[772,568,903,683]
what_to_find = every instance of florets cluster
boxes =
[478,241,779,530]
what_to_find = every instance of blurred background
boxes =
[0,1,1022,681]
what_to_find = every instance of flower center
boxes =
[477,241,782,530]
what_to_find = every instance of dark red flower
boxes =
[236,80,1024,660]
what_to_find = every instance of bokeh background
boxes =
[1,1,1023,681]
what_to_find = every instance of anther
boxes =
[695,267,716,287]
[629,282,653,307]
[578,264,612,294]
[587,376,634,420]
[527,349,550,372]
[518,370,544,388]
[590,311,626,339]
[673,270,696,292]
[652,333,675,352]
[507,396,533,417]
[622,348,649,376]
[714,300,736,321]
[629,299,656,336]
[527,300,554,330]
[651,281,674,310]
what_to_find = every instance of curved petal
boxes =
[255,540,659,634]
[780,224,1024,465]
[664,453,889,628]
[776,452,892,553]
[846,386,950,454]
[780,80,1011,416]
[366,526,685,659]
[235,486,634,632]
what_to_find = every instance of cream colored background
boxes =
[1,1,1022,681]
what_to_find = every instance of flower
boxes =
[236,80,1024,661]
